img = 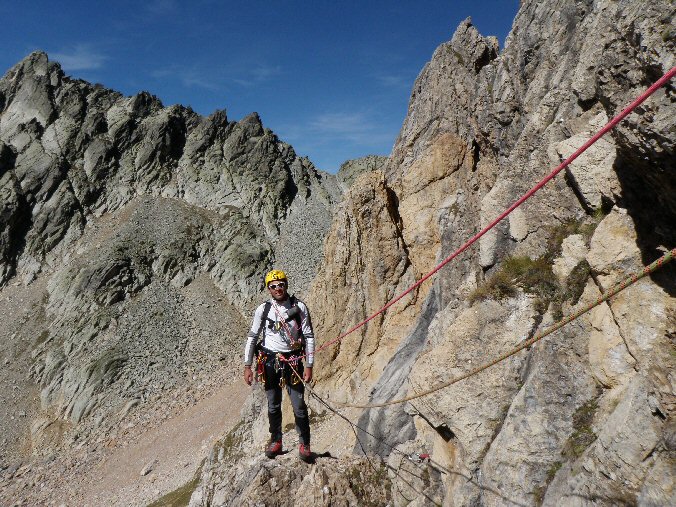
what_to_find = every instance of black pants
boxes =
[263,352,310,445]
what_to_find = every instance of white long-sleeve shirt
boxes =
[243,297,315,366]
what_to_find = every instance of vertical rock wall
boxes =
[308,0,675,505]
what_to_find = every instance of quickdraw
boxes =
[277,352,302,387]
[255,352,266,385]
[288,355,302,386]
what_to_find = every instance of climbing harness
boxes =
[271,301,303,350]
[255,295,305,353]
[256,348,303,388]
[252,294,308,388]
[256,296,307,388]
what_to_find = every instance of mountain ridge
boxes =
[0,49,348,504]
[1,0,675,504]
[195,1,674,505]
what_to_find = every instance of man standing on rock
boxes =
[243,270,315,463]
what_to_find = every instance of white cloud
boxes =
[376,74,410,89]
[311,112,369,136]
[180,71,221,90]
[51,44,106,71]
[145,0,178,15]
[151,66,221,91]
[151,60,280,91]
[308,112,392,145]
[252,64,281,80]
[274,111,397,172]
[232,64,282,87]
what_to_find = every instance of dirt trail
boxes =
[75,380,249,507]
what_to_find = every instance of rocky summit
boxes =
[1,0,675,505]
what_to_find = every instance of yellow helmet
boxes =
[265,269,287,286]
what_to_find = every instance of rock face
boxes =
[0,52,339,292]
[335,155,387,192]
[288,0,674,506]
[0,50,340,481]
[189,389,393,507]
[2,0,676,505]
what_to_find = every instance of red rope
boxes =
[303,66,675,360]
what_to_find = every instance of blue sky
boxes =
[1,1,519,172]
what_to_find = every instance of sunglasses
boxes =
[268,282,287,290]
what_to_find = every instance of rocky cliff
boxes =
[2,0,675,505]
[0,52,340,295]
[194,0,675,505]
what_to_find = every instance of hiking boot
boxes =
[298,443,312,463]
[265,439,282,459]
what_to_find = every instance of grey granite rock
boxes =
[0,48,339,472]
[0,51,338,293]
[336,155,387,192]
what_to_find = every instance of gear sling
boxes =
[254,295,306,387]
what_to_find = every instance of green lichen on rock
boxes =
[146,461,204,507]
[533,461,562,505]
[469,232,594,319]
[469,255,559,309]
[217,420,245,462]
[563,399,598,459]
[346,461,392,507]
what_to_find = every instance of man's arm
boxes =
[243,305,264,385]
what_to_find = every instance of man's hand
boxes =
[244,366,253,386]
[303,366,313,383]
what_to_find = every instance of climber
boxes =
[243,269,315,463]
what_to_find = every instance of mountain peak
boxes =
[10,51,56,78]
